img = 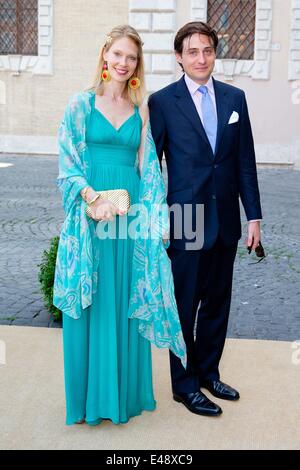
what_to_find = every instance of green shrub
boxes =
[38,236,62,322]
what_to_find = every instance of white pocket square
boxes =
[228,111,239,124]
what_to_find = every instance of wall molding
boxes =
[0,135,57,155]
[191,0,273,81]
[129,0,176,92]
[0,0,53,76]
[289,0,300,80]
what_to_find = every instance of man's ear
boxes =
[175,52,182,67]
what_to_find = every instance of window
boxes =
[207,0,256,60]
[0,0,38,56]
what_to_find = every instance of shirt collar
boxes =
[184,74,215,96]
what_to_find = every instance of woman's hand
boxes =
[90,199,126,222]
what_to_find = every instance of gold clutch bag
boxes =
[97,189,131,212]
[86,189,131,218]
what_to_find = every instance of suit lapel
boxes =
[174,76,213,156]
[213,77,231,157]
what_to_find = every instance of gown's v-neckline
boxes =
[93,94,136,133]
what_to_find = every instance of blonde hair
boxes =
[90,25,146,107]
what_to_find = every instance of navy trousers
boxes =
[168,237,238,393]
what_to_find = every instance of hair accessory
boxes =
[105,35,113,45]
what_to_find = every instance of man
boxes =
[148,22,262,417]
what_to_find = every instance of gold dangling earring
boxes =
[101,61,111,82]
[128,76,140,90]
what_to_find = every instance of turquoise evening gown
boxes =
[62,95,156,425]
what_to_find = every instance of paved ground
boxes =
[0,153,299,340]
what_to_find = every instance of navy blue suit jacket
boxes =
[148,76,262,250]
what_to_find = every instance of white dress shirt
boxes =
[184,74,217,125]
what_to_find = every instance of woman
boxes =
[53,25,186,426]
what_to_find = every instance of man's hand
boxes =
[245,220,261,251]
[163,236,170,247]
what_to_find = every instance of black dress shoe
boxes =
[173,391,222,417]
[202,380,240,401]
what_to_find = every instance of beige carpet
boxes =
[0,325,299,450]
